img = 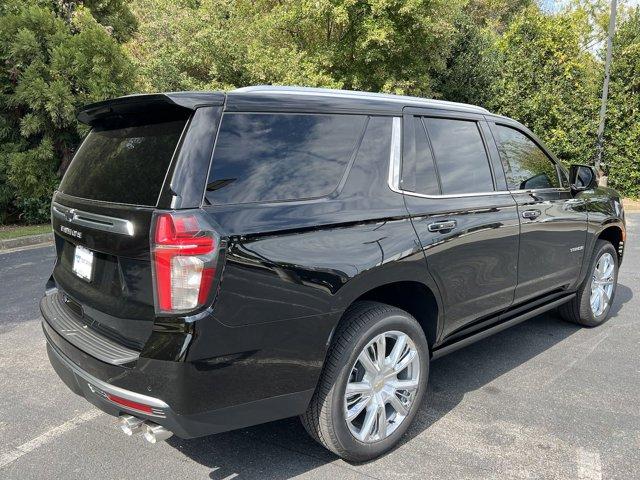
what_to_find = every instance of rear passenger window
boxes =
[494,125,560,190]
[423,118,494,195]
[206,113,366,204]
[401,117,440,195]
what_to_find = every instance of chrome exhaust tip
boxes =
[119,415,144,436]
[142,421,173,443]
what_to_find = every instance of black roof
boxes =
[77,86,492,125]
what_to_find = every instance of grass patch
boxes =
[0,224,51,240]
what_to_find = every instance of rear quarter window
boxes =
[205,113,367,204]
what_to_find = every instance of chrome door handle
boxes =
[521,209,541,220]
[427,220,457,232]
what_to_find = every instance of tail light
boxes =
[151,211,220,314]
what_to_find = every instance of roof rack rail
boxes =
[232,85,490,114]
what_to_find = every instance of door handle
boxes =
[521,209,541,220]
[427,220,457,232]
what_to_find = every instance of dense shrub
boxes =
[605,8,640,197]
[490,6,602,168]
[0,0,135,224]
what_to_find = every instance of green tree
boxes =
[432,0,535,106]
[126,0,252,92]
[466,0,534,30]
[84,0,138,42]
[0,0,136,223]
[431,11,500,106]
[244,0,464,95]
[604,7,640,197]
[128,0,464,96]
[490,5,602,167]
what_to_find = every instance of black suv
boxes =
[41,86,626,461]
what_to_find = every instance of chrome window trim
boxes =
[387,119,571,199]
[509,187,570,194]
[387,116,511,199]
[52,201,134,236]
[387,117,402,192]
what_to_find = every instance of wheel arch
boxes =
[354,281,440,349]
[330,268,443,355]
[597,223,625,264]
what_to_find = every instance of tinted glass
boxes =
[494,125,560,190]
[401,117,439,195]
[206,113,366,204]
[558,165,570,188]
[574,166,594,188]
[60,119,187,205]
[343,117,393,198]
[424,118,494,195]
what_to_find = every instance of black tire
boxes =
[300,301,429,462]
[559,239,618,327]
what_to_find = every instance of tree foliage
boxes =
[127,0,464,96]
[605,6,640,197]
[431,11,500,107]
[490,5,602,167]
[0,0,135,223]
[1,0,639,225]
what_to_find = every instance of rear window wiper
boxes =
[206,178,236,191]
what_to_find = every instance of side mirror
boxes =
[569,164,597,191]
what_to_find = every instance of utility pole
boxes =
[595,0,618,179]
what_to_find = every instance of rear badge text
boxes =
[60,225,82,239]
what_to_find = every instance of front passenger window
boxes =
[494,125,560,190]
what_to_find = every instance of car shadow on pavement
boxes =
[168,283,633,479]
[608,283,632,318]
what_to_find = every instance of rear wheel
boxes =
[301,301,429,462]
[559,239,618,327]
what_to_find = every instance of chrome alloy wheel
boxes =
[590,252,615,317]
[344,331,420,443]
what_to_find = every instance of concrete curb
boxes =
[623,202,640,212]
[0,233,53,251]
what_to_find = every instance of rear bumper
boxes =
[40,290,139,365]
[43,322,314,438]
[45,332,169,418]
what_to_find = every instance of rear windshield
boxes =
[206,113,367,204]
[59,119,187,206]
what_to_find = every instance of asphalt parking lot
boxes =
[1,214,638,480]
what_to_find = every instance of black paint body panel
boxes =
[405,194,520,337]
[509,190,588,302]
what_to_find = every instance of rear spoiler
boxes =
[77,92,226,127]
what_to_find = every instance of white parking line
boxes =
[0,410,102,470]
[576,447,602,480]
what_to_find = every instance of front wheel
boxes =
[559,239,619,327]
[300,301,429,462]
